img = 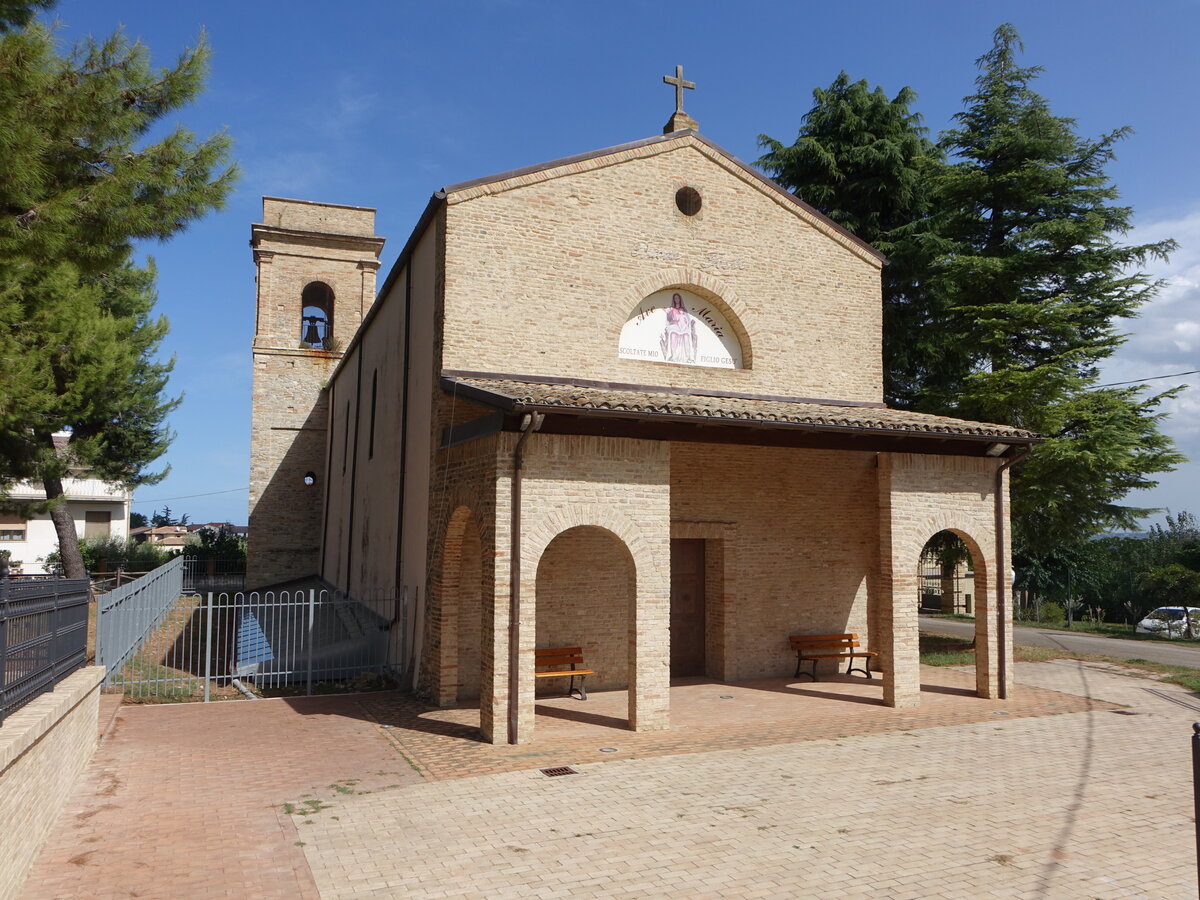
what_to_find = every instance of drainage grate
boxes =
[540,766,579,777]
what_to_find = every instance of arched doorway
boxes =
[915,528,995,698]
[435,506,483,706]
[534,525,635,707]
[918,531,976,615]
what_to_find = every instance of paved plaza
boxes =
[20,662,1199,898]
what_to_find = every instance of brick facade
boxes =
[248,130,1024,746]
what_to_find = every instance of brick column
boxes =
[877,454,921,708]
[514,564,538,744]
[974,464,1009,700]
[629,534,670,732]
[479,474,512,745]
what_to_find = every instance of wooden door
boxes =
[670,539,706,677]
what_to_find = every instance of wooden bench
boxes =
[534,647,595,700]
[788,633,878,682]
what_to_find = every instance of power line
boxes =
[131,487,248,505]
[1097,369,1200,388]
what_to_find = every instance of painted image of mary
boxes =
[659,292,698,364]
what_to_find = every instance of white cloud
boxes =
[1101,209,1200,520]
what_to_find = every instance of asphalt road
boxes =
[919,614,1200,669]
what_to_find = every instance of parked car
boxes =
[1135,607,1200,638]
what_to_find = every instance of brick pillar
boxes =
[974,464,1009,700]
[514,568,538,743]
[479,477,512,745]
[878,454,921,708]
[974,559,1000,699]
[629,534,670,732]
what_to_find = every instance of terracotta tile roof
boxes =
[447,377,1038,442]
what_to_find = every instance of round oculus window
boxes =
[675,186,702,216]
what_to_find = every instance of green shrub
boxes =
[1038,601,1066,624]
[43,535,169,575]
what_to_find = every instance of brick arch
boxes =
[904,511,994,581]
[534,524,637,695]
[431,504,482,707]
[521,503,653,575]
[906,512,1006,700]
[615,268,754,369]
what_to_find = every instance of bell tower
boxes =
[247,197,385,588]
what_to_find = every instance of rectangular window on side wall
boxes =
[369,370,378,459]
[84,511,112,538]
[342,401,350,475]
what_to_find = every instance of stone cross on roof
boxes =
[661,64,699,135]
[663,65,695,114]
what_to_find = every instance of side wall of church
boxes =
[440,141,884,403]
[670,443,879,680]
[321,344,360,589]
[316,215,441,670]
[319,279,407,603]
[400,220,443,676]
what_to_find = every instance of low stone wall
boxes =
[0,666,104,900]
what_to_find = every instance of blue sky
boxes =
[41,0,1200,526]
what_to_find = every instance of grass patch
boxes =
[921,629,1200,691]
[1020,620,1200,646]
[929,611,1200,647]
[921,612,977,622]
[1164,673,1200,692]
[919,633,976,666]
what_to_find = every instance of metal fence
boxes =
[96,556,184,686]
[919,564,975,614]
[102,588,394,702]
[181,556,246,594]
[0,577,89,725]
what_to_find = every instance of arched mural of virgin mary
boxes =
[659,292,698,364]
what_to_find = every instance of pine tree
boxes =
[754,26,1184,571]
[932,24,1182,563]
[0,4,236,577]
[756,72,950,406]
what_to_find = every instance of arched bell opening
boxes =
[300,281,335,348]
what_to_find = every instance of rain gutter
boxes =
[508,411,544,744]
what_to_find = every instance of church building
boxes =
[247,73,1036,745]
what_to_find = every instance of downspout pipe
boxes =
[994,445,1033,700]
[508,411,544,745]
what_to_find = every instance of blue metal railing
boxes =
[0,578,89,724]
[96,556,183,686]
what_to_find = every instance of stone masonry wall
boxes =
[520,435,670,736]
[670,443,878,680]
[535,526,635,693]
[442,135,884,403]
[471,433,671,744]
[0,667,103,900]
[878,453,1006,705]
[248,198,383,588]
[422,397,499,709]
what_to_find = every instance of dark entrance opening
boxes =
[670,538,706,676]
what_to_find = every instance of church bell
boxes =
[303,318,322,345]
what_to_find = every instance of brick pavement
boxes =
[297,662,1200,898]
[20,663,1188,898]
[362,666,1105,781]
[21,695,424,900]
